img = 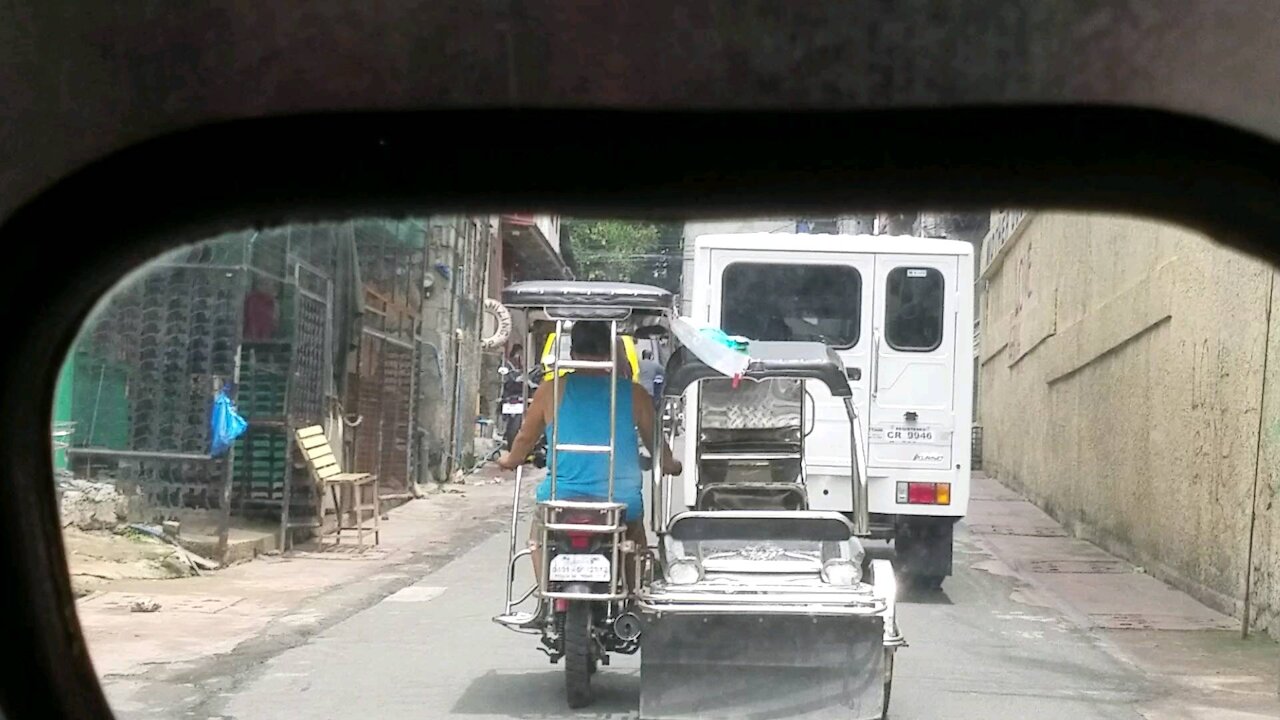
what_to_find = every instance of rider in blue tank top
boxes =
[498,321,682,526]
[537,372,645,518]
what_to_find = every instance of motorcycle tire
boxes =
[564,601,595,708]
[503,413,522,449]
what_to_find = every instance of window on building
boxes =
[720,263,861,347]
[884,266,945,351]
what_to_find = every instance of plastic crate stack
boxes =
[233,343,291,509]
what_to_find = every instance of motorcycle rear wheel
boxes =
[564,601,595,708]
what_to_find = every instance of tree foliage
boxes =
[561,219,682,291]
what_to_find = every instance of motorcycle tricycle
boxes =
[492,280,674,708]
[495,284,902,718]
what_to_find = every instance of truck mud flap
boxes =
[639,612,885,720]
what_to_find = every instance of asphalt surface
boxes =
[156,516,1153,720]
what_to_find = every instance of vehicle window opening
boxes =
[720,262,861,347]
[884,266,944,351]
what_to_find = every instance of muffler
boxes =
[613,612,642,641]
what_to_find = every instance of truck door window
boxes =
[884,267,945,351]
[721,263,861,348]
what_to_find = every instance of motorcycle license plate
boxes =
[501,403,524,415]
[549,554,611,582]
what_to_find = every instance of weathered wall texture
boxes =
[420,216,496,481]
[980,211,1280,636]
[1250,277,1280,637]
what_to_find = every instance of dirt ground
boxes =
[63,528,198,596]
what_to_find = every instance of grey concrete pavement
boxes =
[94,470,1280,720]
[206,520,1148,719]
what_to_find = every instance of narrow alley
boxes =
[54,212,1280,719]
[80,469,1278,720]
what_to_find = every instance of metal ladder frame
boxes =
[497,318,631,627]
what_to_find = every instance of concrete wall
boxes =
[979,211,1280,636]
[420,215,497,481]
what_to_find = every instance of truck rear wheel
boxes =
[894,519,954,589]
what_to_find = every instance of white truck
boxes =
[683,232,974,587]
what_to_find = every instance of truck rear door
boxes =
[867,255,958,472]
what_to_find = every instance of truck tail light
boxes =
[897,482,951,505]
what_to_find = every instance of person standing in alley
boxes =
[638,348,664,406]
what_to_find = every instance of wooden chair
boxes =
[295,425,380,547]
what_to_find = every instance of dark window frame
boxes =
[884,266,945,352]
[719,261,863,349]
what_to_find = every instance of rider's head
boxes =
[569,321,610,360]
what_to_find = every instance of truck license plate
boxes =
[502,402,524,415]
[872,425,939,443]
[549,554,611,582]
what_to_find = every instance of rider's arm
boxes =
[497,382,552,470]
[631,384,682,475]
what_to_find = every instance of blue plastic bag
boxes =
[210,385,248,457]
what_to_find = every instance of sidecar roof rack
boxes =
[662,341,853,398]
[501,281,673,321]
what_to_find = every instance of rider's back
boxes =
[537,373,643,520]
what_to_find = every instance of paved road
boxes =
[178,517,1152,720]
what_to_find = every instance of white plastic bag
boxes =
[671,317,750,379]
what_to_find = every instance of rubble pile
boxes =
[58,479,129,531]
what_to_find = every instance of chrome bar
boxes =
[639,586,878,602]
[502,328,536,616]
[668,508,857,522]
[607,319,618,503]
[550,320,564,499]
[870,558,901,644]
[845,397,869,536]
[537,505,550,596]
[507,546,533,573]
[699,452,803,460]
[634,600,887,616]
[554,443,612,454]
[492,620,543,636]
[502,464,525,614]
[542,499,628,511]
[553,358,615,370]
[661,403,676,532]
[513,583,537,606]
[543,523,626,533]
[540,590,632,601]
[650,396,664,534]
